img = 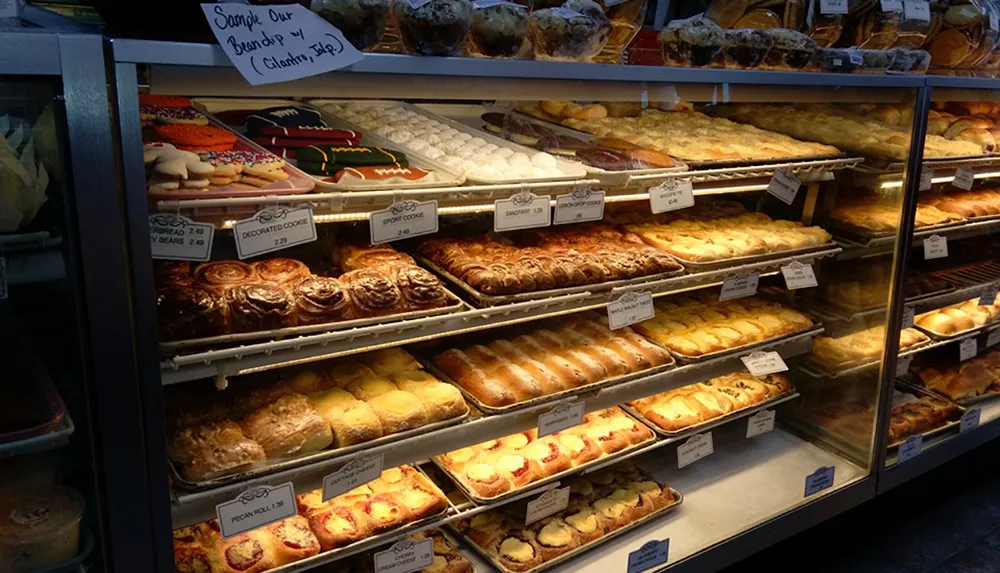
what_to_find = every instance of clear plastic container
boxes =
[465,0,533,58]
[395,0,474,56]
[0,486,84,573]
[717,28,775,68]
[312,0,392,51]
[762,28,817,69]
[594,0,649,63]
[529,0,612,61]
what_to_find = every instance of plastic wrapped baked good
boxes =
[717,28,774,68]
[859,48,895,72]
[466,0,532,58]
[888,47,932,71]
[595,0,649,63]
[396,0,474,56]
[0,486,84,572]
[312,0,391,50]
[529,0,612,61]
[762,28,817,68]
[814,46,863,71]
[926,0,998,69]
[804,0,848,47]
[657,16,725,67]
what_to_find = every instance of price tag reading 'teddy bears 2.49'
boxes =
[233,206,317,259]
[373,538,435,573]
[216,483,297,538]
[369,200,439,244]
[149,213,215,262]
[495,192,551,232]
[607,291,655,330]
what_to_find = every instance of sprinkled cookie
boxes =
[143,142,215,179]
[139,94,192,108]
[155,106,209,125]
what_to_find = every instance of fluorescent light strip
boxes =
[880,170,1000,190]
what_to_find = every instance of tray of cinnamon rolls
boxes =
[433,408,656,505]
[419,313,675,415]
[624,373,796,437]
[155,243,464,351]
[172,465,455,573]
[914,297,1000,341]
[415,224,684,307]
[449,461,681,573]
[165,348,470,490]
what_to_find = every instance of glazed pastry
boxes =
[390,265,451,310]
[239,393,334,458]
[531,518,580,560]
[390,370,468,421]
[491,533,542,572]
[341,268,405,316]
[309,504,373,550]
[362,493,413,534]
[167,420,267,482]
[157,286,229,341]
[218,529,276,573]
[361,347,424,376]
[293,276,359,325]
[520,439,573,476]
[226,283,297,332]
[194,261,257,288]
[252,258,311,284]
[309,388,384,447]
[462,463,515,498]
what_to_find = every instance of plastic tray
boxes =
[653,322,824,365]
[623,387,798,438]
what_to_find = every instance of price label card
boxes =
[896,355,913,377]
[781,261,818,290]
[233,206,317,259]
[960,337,978,361]
[607,291,655,330]
[373,538,435,573]
[649,179,695,214]
[979,283,998,306]
[554,187,605,224]
[767,169,801,205]
[953,166,975,190]
[216,483,297,538]
[149,214,215,262]
[746,409,776,438]
[495,192,551,232]
[202,3,363,86]
[525,487,571,526]
[742,351,789,376]
[961,408,982,433]
[988,329,1000,348]
[923,234,948,260]
[322,454,383,501]
[897,434,923,463]
[903,0,930,20]
[677,432,713,469]
[369,200,439,244]
[902,305,915,329]
[538,400,585,438]
[821,0,849,13]
[627,540,670,573]
[0,256,6,301]
[991,10,999,31]
[881,0,903,11]
[720,273,759,301]
[847,49,864,65]
[804,466,835,497]
[919,167,934,191]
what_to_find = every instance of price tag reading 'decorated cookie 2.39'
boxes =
[649,179,694,214]
[149,214,215,262]
[538,400,585,438]
[804,466,835,497]
[767,169,800,205]
[607,290,655,330]
[373,538,434,573]
[201,3,363,86]
[369,200,438,244]
[495,192,551,232]
[233,206,317,260]
[554,187,605,224]
[742,351,788,376]
[322,454,384,501]
[216,482,297,538]
[627,540,670,573]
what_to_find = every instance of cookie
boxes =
[245,106,326,134]
[177,142,232,152]
[208,175,239,186]
[239,175,273,187]
[155,106,209,125]
[263,146,296,159]
[144,142,215,179]
[254,125,359,139]
[331,166,436,186]
[154,124,237,151]
[181,178,211,189]
[251,135,359,148]
[296,145,407,171]
[139,94,192,107]
[242,165,289,181]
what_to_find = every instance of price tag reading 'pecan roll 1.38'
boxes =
[216,483,297,538]
[233,206,317,260]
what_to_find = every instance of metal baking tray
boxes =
[169,407,470,492]
[159,290,465,352]
[622,387,799,438]
[660,241,841,273]
[828,219,969,247]
[799,335,934,378]
[431,411,657,505]
[912,313,1000,341]
[652,321,824,365]
[904,365,1000,407]
[414,254,685,308]
[861,153,1000,174]
[816,281,956,317]
[448,483,683,573]
[887,382,965,451]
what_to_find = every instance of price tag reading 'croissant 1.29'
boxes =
[495,192,551,232]
[898,434,923,463]
[373,538,435,573]
[607,291,655,330]
[322,454,384,501]
[903,0,931,21]
[201,3,363,86]
[953,166,975,190]
[767,169,801,205]
[216,482,297,538]
[746,409,776,438]
[677,432,713,469]
[554,187,605,224]
[804,466,835,497]
[960,337,978,361]
[742,351,788,376]
[525,487,571,526]
[149,213,215,262]
[369,200,439,244]
[233,206,317,260]
[627,539,671,573]
[781,261,818,290]
[923,234,948,260]
[720,273,759,301]
[537,400,585,438]
[649,179,695,214]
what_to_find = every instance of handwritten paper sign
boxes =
[201,3,364,86]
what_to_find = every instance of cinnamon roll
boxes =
[156,285,229,341]
[154,260,192,287]
[390,265,450,310]
[194,260,257,288]
[293,276,359,325]
[226,283,297,332]
[252,258,311,284]
[340,268,405,316]
[337,243,416,271]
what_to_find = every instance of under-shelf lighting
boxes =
[879,170,1000,190]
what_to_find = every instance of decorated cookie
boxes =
[245,106,326,134]
[139,94,192,107]
[330,166,437,186]
[143,142,215,179]
[296,145,408,174]
[155,106,209,125]
[153,124,237,151]
[251,135,360,148]
[254,125,359,140]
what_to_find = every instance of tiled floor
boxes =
[723,439,1000,573]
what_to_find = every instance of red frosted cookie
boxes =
[139,94,192,107]
[154,124,238,151]
[262,146,297,159]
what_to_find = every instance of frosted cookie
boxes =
[329,166,437,186]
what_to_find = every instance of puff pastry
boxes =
[810,325,929,368]
[917,348,1000,401]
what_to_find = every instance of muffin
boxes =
[396,0,474,56]
[312,0,392,50]
[657,16,725,67]
[466,0,532,58]
[529,0,612,61]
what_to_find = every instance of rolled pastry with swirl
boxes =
[340,268,405,316]
[156,285,229,340]
[389,265,450,310]
[226,283,297,331]
[292,276,360,325]
[194,260,257,289]
[252,258,311,284]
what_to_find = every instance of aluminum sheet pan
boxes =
[863,153,1000,173]
[887,382,966,451]
[414,254,685,308]
[828,220,969,247]
[657,322,824,365]
[816,283,956,317]
[903,371,1000,407]
[622,389,799,438]
[799,337,934,378]
[663,242,840,272]
[170,408,470,492]
[912,319,1000,342]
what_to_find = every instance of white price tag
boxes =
[233,206,317,259]
[896,355,913,377]
[767,169,801,205]
[201,4,363,86]
[649,179,695,214]
[903,0,930,20]
[881,0,903,11]
[322,454,383,501]
[369,200,438,244]
[677,432,713,469]
[525,487,571,526]
[627,540,670,573]
[923,235,948,260]
[149,214,215,262]
[552,6,585,18]
[746,409,776,438]
[781,261,818,290]
[474,0,528,8]
[607,291,655,330]
[988,329,1000,348]
[537,400,585,438]
[0,0,18,18]
[848,49,864,66]
[821,0,849,14]
[961,408,982,433]
[741,351,789,376]
[804,466,835,497]
[979,283,998,306]
[902,305,915,329]
[953,166,975,190]
[0,256,6,301]
[373,538,435,573]
[897,434,923,463]
[494,192,551,232]
[216,483,297,538]
[554,187,605,224]
[960,337,977,361]
[719,273,759,301]
[919,167,934,191]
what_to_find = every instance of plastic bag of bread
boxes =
[761,28,818,68]
[927,0,998,69]
[312,0,391,50]
[705,0,806,30]
[594,0,649,63]
[395,0,474,56]
[715,28,775,67]
[465,0,532,58]
[658,16,725,67]
[847,2,933,49]
[529,0,612,61]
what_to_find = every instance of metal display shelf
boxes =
[169,330,816,527]
[836,218,1000,260]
